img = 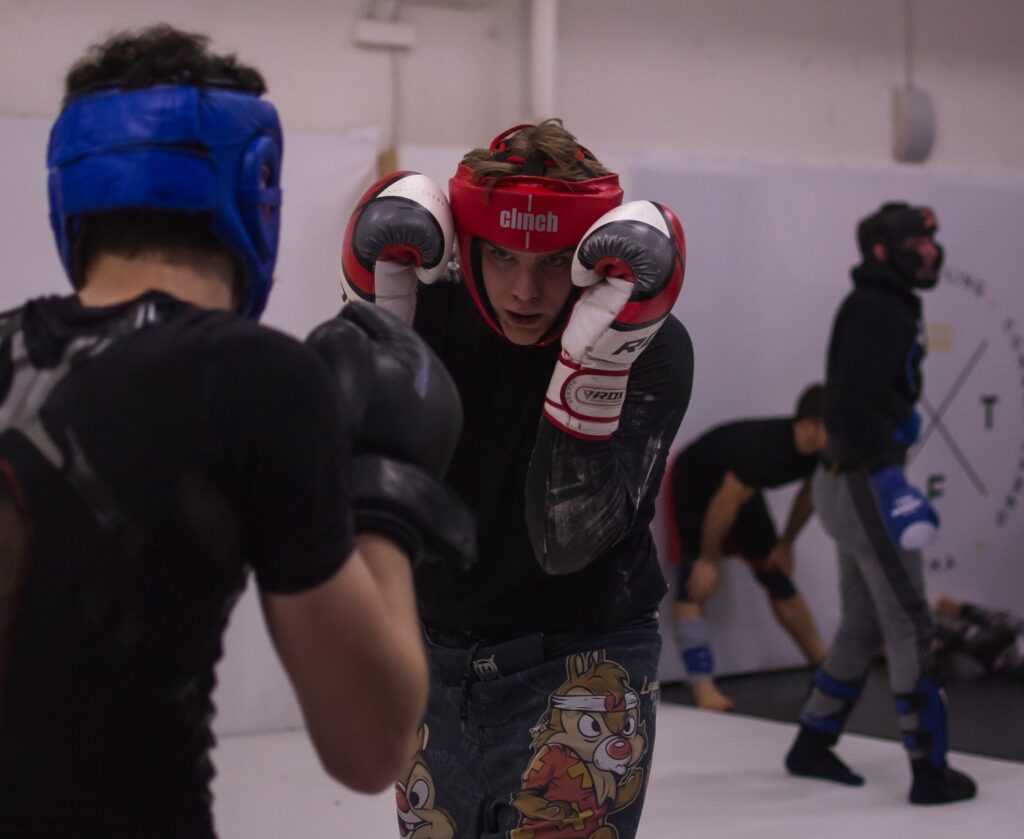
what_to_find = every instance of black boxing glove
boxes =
[306,302,474,568]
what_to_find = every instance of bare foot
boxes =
[690,680,735,711]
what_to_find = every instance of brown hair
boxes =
[459,119,610,184]
[794,383,825,423]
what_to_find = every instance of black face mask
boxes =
[857,203,943,291]
[892,238,944,290]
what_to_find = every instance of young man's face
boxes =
[479,242,575,345]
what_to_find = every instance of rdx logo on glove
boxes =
[577,387,626,406]
[559,366,630,414]
[499,208,559,233]
[611,334,657,356]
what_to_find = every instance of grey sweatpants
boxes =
[802,464,935,751]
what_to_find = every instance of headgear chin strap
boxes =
[47,84,283,319]
[448,126,623,342]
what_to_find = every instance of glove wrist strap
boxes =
[352,455,475,568]
[543,354,628,440]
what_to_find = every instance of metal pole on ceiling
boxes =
[530,0,558,122]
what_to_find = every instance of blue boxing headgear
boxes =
[47,84,283,319]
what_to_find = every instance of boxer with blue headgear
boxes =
[47,63,283,318]
[0,24,471,838]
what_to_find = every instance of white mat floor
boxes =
[211,703,1023,839]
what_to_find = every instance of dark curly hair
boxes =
[63,23,265,104]
[59,24,267,292]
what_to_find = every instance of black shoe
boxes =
[785,726,864,786]
[909,759,977,804]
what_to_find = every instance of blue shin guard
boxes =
[895,676,948,768]
[799,668,863,738]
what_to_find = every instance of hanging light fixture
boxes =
[892,0,936,163]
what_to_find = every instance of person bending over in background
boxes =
[340,119,693,838]
[664,384,830,710]
[784,202,976,805]
[0,25,473,839]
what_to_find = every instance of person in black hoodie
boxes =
[783,202,977,805]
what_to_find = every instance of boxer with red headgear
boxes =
[339,120,693,838]
[447,125,624,343]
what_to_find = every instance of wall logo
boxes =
[909,267,1024,573]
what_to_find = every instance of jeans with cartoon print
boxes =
[394,617,661,839]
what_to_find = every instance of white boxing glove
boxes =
[340,172,454,324]
[544,200,686,440]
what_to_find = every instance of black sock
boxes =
[909,759,977,805]
[785,727,865,786]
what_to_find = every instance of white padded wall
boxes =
[630,156,1024,680]
[5,109,1024,719]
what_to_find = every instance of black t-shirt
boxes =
[669,417,817,548]
[0,292,352,836]
[412,281,693,639]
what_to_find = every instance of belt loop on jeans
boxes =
[459,641,483,730]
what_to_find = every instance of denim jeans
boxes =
[394,617,662,839]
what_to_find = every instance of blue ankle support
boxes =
[683,645,714,677]
[673,617,715,680]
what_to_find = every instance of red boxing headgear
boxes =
[448,125,624,341]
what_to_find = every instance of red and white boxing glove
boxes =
[544,200,685,440]
[340,171,454,324]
